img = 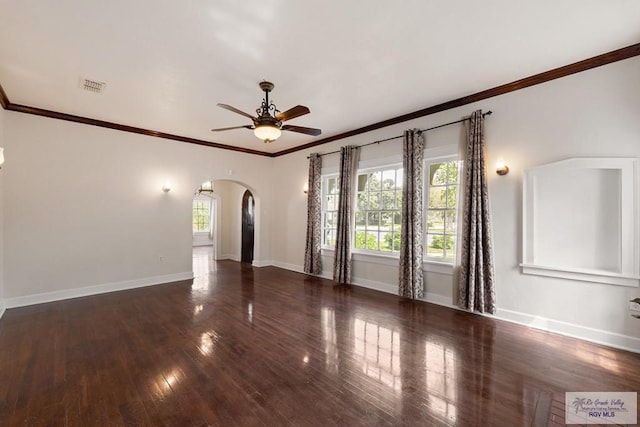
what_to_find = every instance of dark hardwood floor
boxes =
[1,247,639,426]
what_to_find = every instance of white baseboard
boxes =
[221,254,240,262]
[420,293,640,354]
[493,308,640,354]
[271,261,304,273]
[4,271,194,309]
[272,261,639,354]
[252,259,273,268]
[0,300,5,320]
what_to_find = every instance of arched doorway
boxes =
[241,190,255,264]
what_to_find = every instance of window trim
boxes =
[318,145,459,271]
[352,163,404,256]
[192,196,212,233]
[321,173,340,249]
[424,154,459,264]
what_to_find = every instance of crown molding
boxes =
[273,42,640,156]
[1,100,271,157]
[1,42,639,158]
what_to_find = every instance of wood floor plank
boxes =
[0,247,639,426]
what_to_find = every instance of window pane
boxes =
[357,174,368,192]
[445,161,459,184]
[445,210,457,232]
[429,187,447,209]
[380,212,393,228]
[367,212,380,228]
[355,212,365,229]
[396,191,403,210]
[366,231,379,250]
[326,212,337,228]
[444,235,456,259]
[380,231,392,251]
[382,170,395,189]
[357,192,367,210]
[427,211,445,233]
[430,163,445,185]
[325,229,336,246]
[327,195,337,211]
[328,177,337,194]
[370,172,381,190]
[392,230,402,251]
[368,192,380,210]
[426,234,445,257]
[446,187,458,209]
[355,231,366,249]
[381,191,395,209]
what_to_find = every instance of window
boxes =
[355,166,403,253]
[319,152,458,266]
[192,198,211,232]
[425,158,459,261]
[322,175,339,246]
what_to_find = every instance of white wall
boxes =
[272,56,640,351]
[212,180,249,261]
[3,112,274,306]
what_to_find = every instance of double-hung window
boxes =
[192,198,211,233]
[322,175,340,247]
[425,157,459,261]
[354,165,403,253]
[319,151,460,267]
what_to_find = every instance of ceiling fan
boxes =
[212,81,322,143]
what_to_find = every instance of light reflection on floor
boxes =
[192,246,214,290]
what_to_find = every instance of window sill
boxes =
[320,248,454,275]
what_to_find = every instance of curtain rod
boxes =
[308,110,492,158]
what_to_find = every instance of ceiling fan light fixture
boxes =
[254,124,281,143]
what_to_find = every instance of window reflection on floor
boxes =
[354,318,401,391]
[198,331,218,356]
[321,308,339,374]
[425,341,457,423]
[192,246,213,290]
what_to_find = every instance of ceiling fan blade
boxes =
[275,105,310,122]
[281,125,322,136]
[217,103,257,120]
[211,125,253,132]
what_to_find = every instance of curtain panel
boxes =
[398,129,425,299]
[333,145,360,284]
[457,110,497,314]
[304,153,323,274]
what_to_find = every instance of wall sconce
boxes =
[496,158,509,176]
[0,147,4,169]
[162,182,171,193]
[303,182,309,194]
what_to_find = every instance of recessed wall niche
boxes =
[521,157,639,287]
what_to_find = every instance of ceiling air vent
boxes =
[80,78,106,94]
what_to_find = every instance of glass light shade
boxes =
[254,125,281,142]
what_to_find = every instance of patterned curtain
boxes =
[398,129,425,299]
[457,110,496,314]
[333,145,360,284]
[304,153,323,274]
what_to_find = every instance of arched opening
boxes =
[191,179,260,277]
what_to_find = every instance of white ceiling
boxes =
[1,1,639,154]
